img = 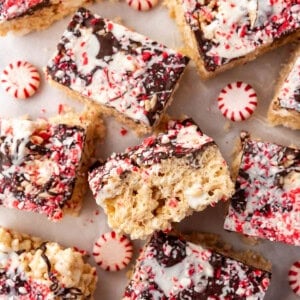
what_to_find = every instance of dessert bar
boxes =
[0,109,104,220]
[123,231,272,299]
[166,0,300,79]
[0,0,92,36]
[89,118,234,239]
[224,132,300,245]
[0,227,97,299]
[46,7,189,135]
[268,44,300,130]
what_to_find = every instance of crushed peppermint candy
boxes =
[0,117,86,220]
[88,118,214,206]
[46,7,189,128]
[123,231,271,299]
[0,0,50,22]
[181,0,300,72]
[0,227,97,299]
[224,132,300,245]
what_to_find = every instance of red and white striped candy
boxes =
[217,81,258,122]
[93,231,133,271]
[288,260,300,296]
[0,61,40,99]
[126,0,158,11]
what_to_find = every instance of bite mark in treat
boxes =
[126,0,159,11]
[93,231,133,271]
[88,118,234,239]
[46,7,189,134]
[289,260,300,296]
[218,81,258,121]
[0,61,40,99]
[123,231,272,299]
[224,132,300,245]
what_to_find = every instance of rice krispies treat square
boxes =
[224,132,300,245]
[88,118,234,239]
[0,0,93,36]
[166,0,300,79]
[0,108,104,221]
[123,231,271,299]
[46,7,190,135]
[268,45,300,130]
[0,227,97,299]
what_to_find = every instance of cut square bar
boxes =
[123,231,271,299]
[0,109,104,220]
[166,0,300,79]
[46,7,189,135]
[224,132,300,245]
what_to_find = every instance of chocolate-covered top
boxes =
[0,119,86,220]
[224,132,300,245]
[181,0,300,72]
[46,7,189,127]
[0,0,50,22]
[124,231,271,299]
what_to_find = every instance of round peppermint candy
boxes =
[0,61,40,99]
[126,0,158,11]
[288,260,300,296]
[217,81,258,121]
[93,231,133,271]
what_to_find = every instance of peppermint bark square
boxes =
[0,0,92,36]
[0,110,104,220]
[46,7,189,135]
[224,132,300,245]
[268,45,300,130]
[0,227,97,299]
[88,118,234,239]
[166,0,300,79]
[123,231,271,299]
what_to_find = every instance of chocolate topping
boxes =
[47,7,189,127]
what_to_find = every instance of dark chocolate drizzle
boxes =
[0,0,51,21]
[47,7,189,126]
[230,136,300,215]
[0,123,86,219]
[189,1,300,72]
[124,231,272,299]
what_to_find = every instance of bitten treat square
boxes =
[166,0,300,79]
[224,132,300,246]
[123,231,271,299]
[0,109,104,221]
[0,0,92,36]
[268,45,300,130]
[0,227,97,299]
[46,7,189,135]
[88,118,234,239]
